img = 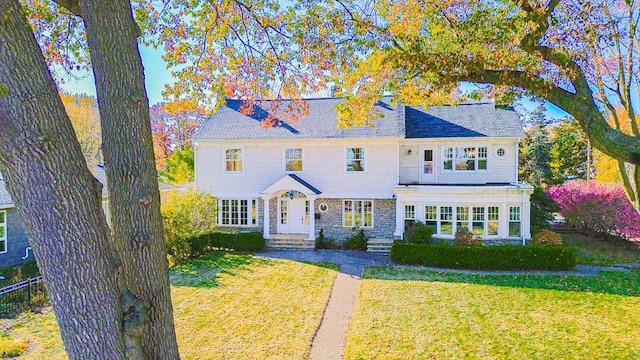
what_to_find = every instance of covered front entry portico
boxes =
[259,174,322,241]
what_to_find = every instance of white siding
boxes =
[196,138,400,199]
[399,138,519,184]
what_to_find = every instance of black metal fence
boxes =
[0,276,47,317]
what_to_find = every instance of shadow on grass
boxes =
[300,261,341,271]
[363,266,640,297]
[170,252,274,288]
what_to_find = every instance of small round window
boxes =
[495,147,507,158]
[318,203,329,213]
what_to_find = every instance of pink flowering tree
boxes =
[547,181,640,240]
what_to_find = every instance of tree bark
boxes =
[77,0,180,358]
[0,0,127,358]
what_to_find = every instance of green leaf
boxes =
[0,83,9,97]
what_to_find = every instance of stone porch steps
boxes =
[267,236,314,250]
[367,238,394,255]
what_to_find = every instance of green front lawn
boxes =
[345,268,640,359]
[563,233,639,266]
[4,252,338,359]
[364,267,640,296]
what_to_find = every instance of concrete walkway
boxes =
[256,250,632,360]
[308,273,359,360]
[257,250,391,359]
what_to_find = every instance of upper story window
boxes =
[0,210,6,253]
[225,148,243,173]
[285,148,303,172]
[442,146,488,171]
[346,147,365,172]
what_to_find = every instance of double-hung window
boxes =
[442,146,488,171]
[487,206,499,236]
[509,206,521,237]
[219,199,257,226]
[424,206,438,232]
[343,200,373,228]
[404,204,416,228]
[456,207,470,232]
[440,206,453,235]
[225,148,243,173]
[0,210,6,253]
[285,148,303,172]
[472,207,485,236]
[346,148,365,172]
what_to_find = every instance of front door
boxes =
[288,198,309,234]
[277,192,309,234]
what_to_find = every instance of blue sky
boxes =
[59,45,173,106]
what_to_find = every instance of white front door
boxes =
[277,197,309,234]
[288,198,308,234]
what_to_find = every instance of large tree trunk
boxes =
[0,0,127,357]
[77,0,180,358]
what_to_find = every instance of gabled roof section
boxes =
[194,97,405,141]
[260,174,322,196]
[405,103,525,138]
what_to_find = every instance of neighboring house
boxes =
[0,166,109,267]
[194,98,533,246]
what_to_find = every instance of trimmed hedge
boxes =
[390,241,577,270]
[190,231,265,255]
[167,231,265,264]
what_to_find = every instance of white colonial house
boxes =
[194,98,533,248]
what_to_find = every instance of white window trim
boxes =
[0,209,6,254]
[441,146,490,173]
[344,146,367,173]
[419,204,501,239]
[508,205,522,238]
[223,147,244,174]
[283,147,304,173]
[217,198,258,227]
[495,147,507,159]
[342,199,374,228]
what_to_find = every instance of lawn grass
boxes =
[562,233,639,266]
[346,272,640,359]
[3,252,338,359]
[364,266,640,296]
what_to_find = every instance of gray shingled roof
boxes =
[195,99,523,141]
[194,98,405,141]
[0,166,109,208]
[405,103,524,138]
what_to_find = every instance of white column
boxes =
[261,195,271,239]
[308,196,317,240]
[394,193,403,239]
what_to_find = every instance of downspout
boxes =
[515,138,519,184]
[22,246,32,260]
[521,190,526,246]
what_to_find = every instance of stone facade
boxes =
[314,198,395,243]
[1,208,31,267]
